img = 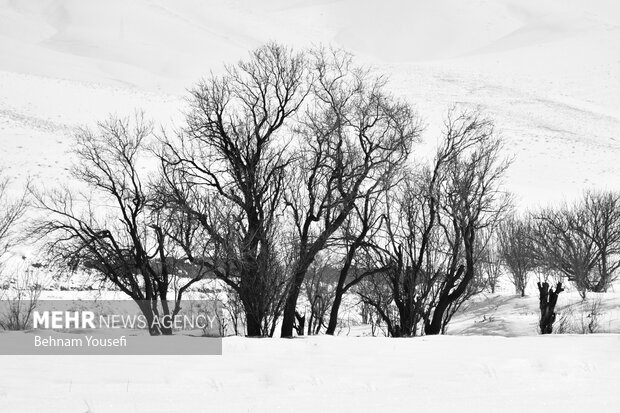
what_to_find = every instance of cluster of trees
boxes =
[354,111,511,336]
[497,190,620,300]
[1,43,616,337]
[28,44,511,337]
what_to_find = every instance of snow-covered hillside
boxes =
[1,0,619,207]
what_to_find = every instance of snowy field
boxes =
[1,334,619,412]
[2,282,620,412]
[2,0,620,412]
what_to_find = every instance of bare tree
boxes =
[356,272,397,336]
[580,190,620,291]
[302,253,336,335]
[0,171,28,262]
[159,44,307,336]
[280,47,421,337]
[199,282,245,336]
[477,236,502,294]
[0,173,37,329]
[357,108,511,336]
[324,180,391,335]
[530,206,598,299]
[425,109,511,334]
[31,114,205,335]
[529,190,620,297]
[497,215,536,296]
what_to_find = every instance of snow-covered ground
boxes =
[1,334,619,412]
[449,291,620,336]
[3,276,620,412]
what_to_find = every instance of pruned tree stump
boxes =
[538,281,564,334]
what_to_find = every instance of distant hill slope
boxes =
[0,0,619,207]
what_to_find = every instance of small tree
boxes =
[0,170,32,330]
[498,215,535,296]
[0,171,28,262]
[356,273,398,336]
[477,240,502,294]
[580,190,620,291]
[302,254,336,335]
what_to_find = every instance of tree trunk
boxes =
[158,292,173,336]
[424,299,450,335]
[239,265,268,337]
[241,294,265,337]
[245,313,262,337]
[281,267,307,337]
[424,263,469,335]
[596,251,609,292]
[295,311,305,336]
[538,281,564,334]
[136,301,160,336]
[326,279,346,335]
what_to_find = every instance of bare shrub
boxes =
[198,282,245,336]
[554,305,575,335]
[0,266,42,330]
[554,297,604,334]
[580,297,602,334]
